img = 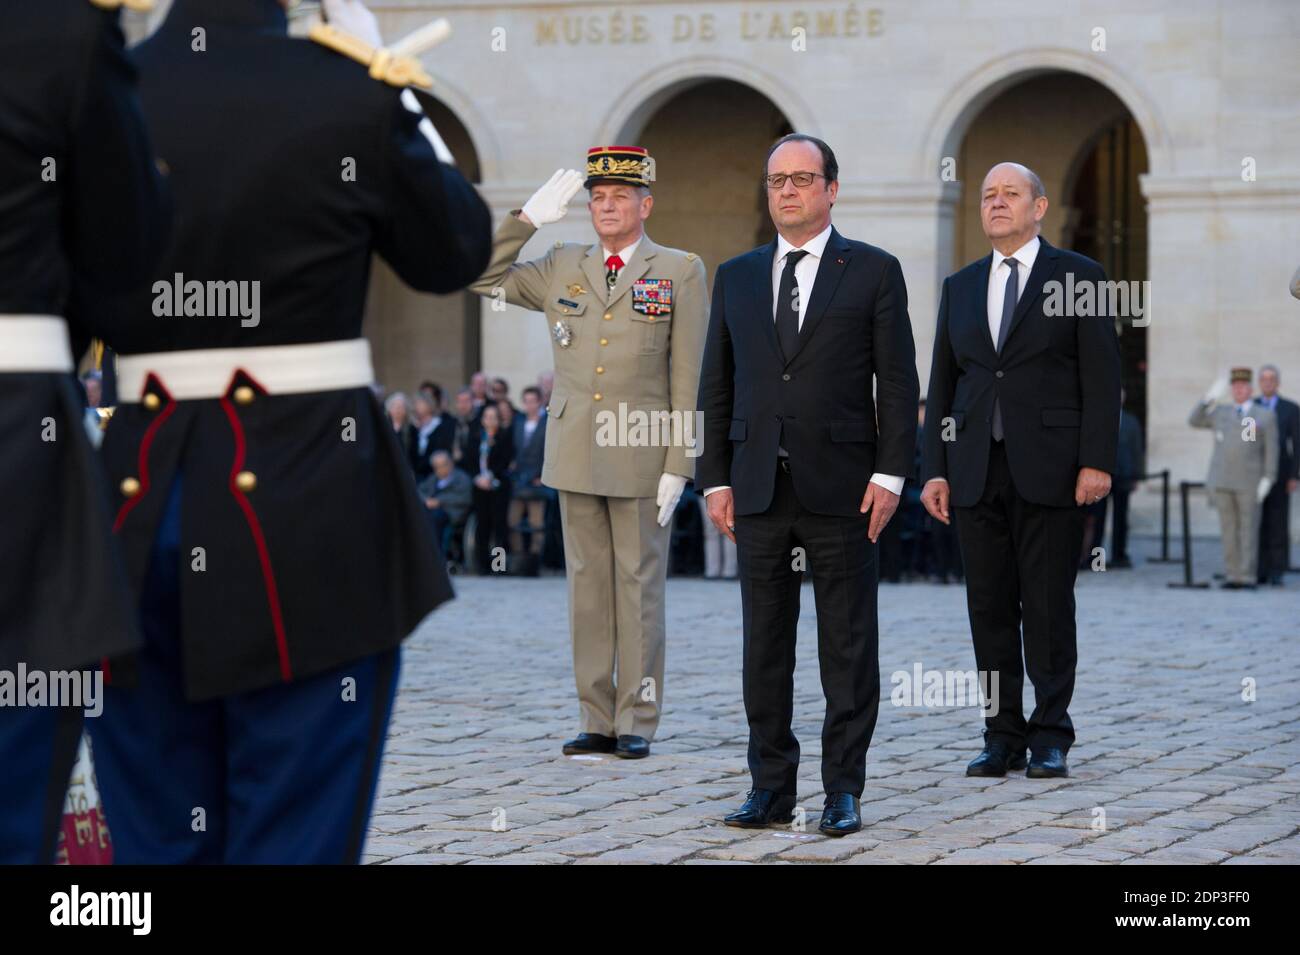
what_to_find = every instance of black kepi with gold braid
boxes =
[585,145,656,189]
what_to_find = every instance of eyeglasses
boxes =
[763,171,827,189]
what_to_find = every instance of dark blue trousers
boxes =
[88,479,400,864]
[0,705,82,864]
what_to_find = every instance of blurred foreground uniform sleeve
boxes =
[64,9,171,292]
[376,92,491,294]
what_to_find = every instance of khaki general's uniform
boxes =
[470,211,707,739]
[1189,396,1279,585]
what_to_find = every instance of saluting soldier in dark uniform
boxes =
[0,0,170,864]
[87,0,492,863]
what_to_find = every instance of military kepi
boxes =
[1230,367,1252,384]
[585,145,656,189]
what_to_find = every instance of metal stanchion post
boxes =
[1168,480,1210,588]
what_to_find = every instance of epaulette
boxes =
[88,0,154,11]
[685,253,698,261]
[308,23,433,90]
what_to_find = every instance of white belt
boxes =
[116,338,375,403]
[0,316,74,372]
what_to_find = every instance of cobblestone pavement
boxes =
[366,536,1300,864]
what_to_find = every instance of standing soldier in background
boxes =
[0,0,170,864]
[87,0,491,863]
[471,147,708,760]
[1190,369,1279,590]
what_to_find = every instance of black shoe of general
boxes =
[615,735,650,759]
[724,789,797,828]
[1026,747,1070,778]
[965,742,1028,777]
[818,793,862,837]
[562,733,616,755]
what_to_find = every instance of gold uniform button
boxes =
[596,366,605,374]
[647,315,656,321]
[593,393,603,401]
[233,385,255,405]
[603,312,613,321]
[142,393,161,411]
[235,470,257,493]
[600,338,609,346]
[120,476,141,498]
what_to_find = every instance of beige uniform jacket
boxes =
[471,213,707,498]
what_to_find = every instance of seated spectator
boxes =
[418,450,473,561]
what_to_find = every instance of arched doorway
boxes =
[361,99,483,398]
[614,79,793,287]
[952,72,1150,426]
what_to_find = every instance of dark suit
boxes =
[922,236,1120,754]
[1255,393,1299,582]
[696,227,919,797]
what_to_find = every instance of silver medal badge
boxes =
[552,319,573,348]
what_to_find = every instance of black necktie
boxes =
[776,249,809,360]
[991,257,1018,442]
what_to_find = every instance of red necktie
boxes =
[605,254,623,289]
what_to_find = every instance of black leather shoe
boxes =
[965,741,1028,777]
[724,789,797,828]
[614,735,650,759]
[1026,747,1069,778]
[818,793,861,837]
[562,733,616,756]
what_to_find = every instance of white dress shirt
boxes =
[704,223,903,498]
[771,223,833,326]
[987,235,1040,350]
[928,235,1041,489]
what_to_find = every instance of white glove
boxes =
[656,472,688,528]
[1257,476,1273,503]
[321,0,383,47]
[1204,377,1229,405]
[521,169,584,228]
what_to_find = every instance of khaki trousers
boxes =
[1214,488,1261,584]
[558,490,670,740]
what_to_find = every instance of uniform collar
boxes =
[601,236,642,266]
[166,0,288,32]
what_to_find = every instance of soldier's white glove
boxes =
[520,170,584,228]
[1257,476,1273,503]
[322,0,383,47]
[1204,377,1230,405]
[657,472,688,528]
